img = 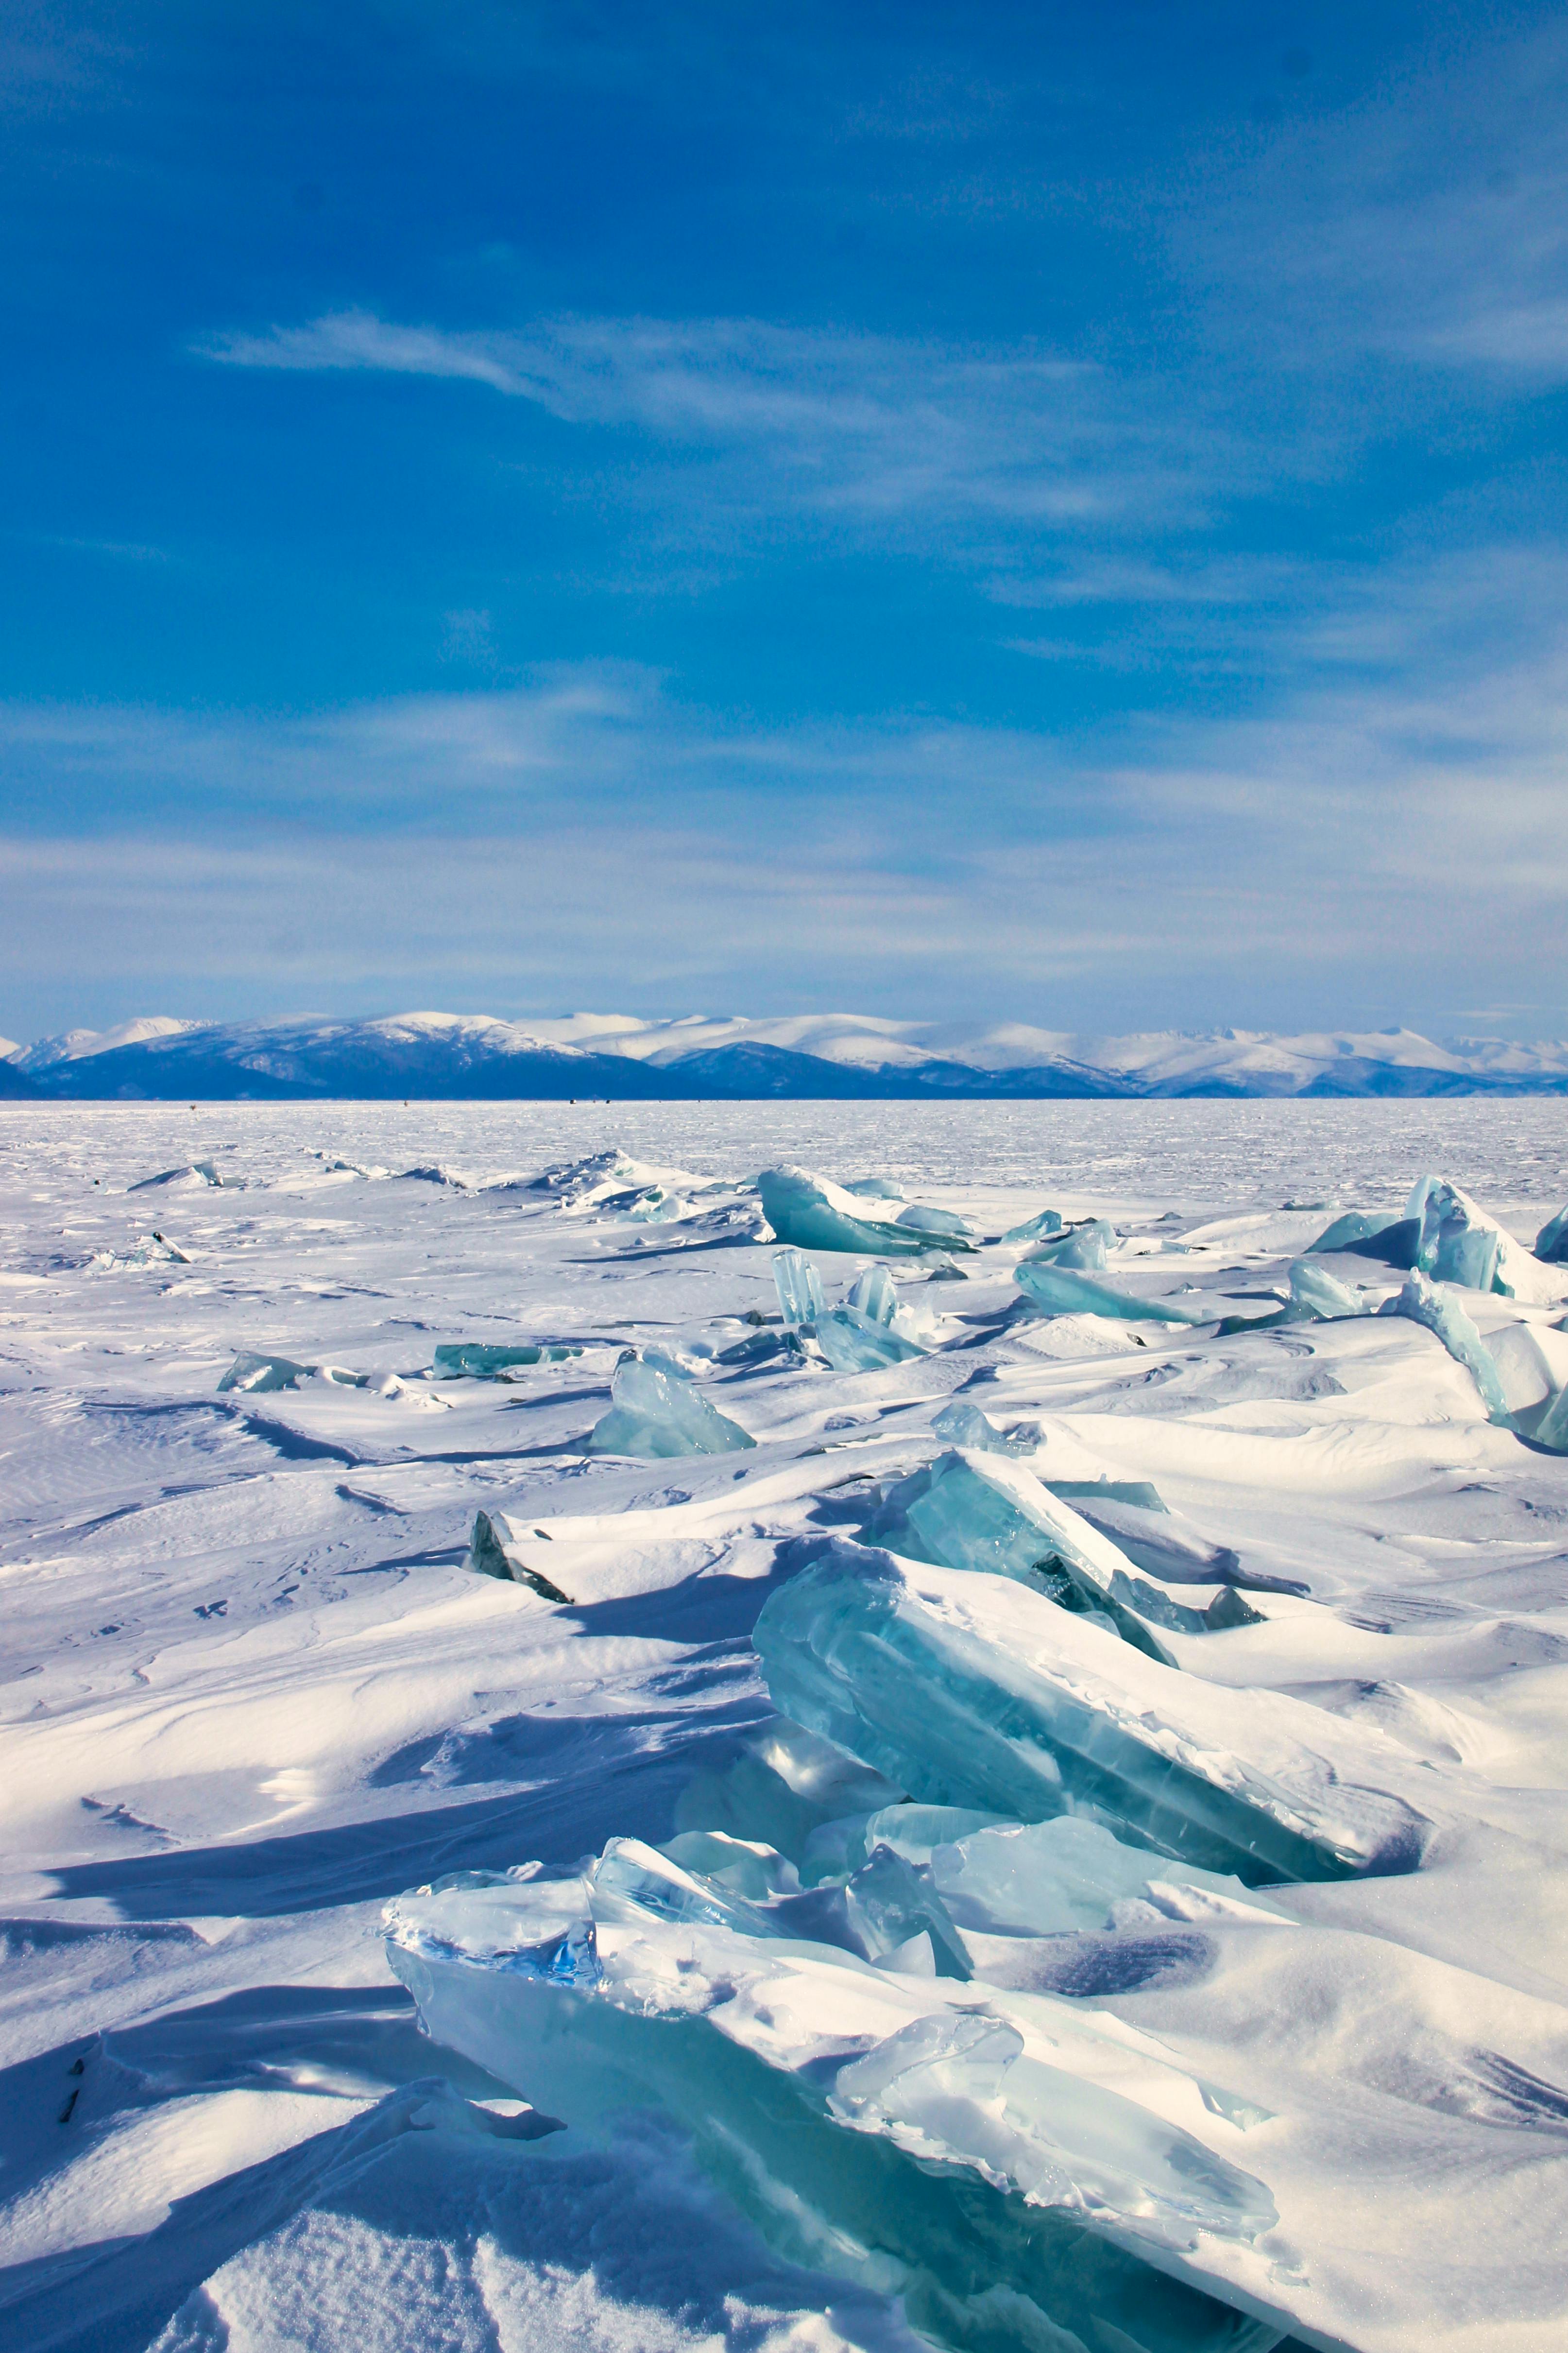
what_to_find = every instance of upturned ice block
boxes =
[585,1351,755,1458]
[753,1540,1427,1884]
[1015,1259,1209,1324]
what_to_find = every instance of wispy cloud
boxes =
[198,309,1210,532]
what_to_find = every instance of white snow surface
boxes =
[3,1097,1568,2353]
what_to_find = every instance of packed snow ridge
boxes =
[8,1008,1568,1098]
[5,1097,1568,2353]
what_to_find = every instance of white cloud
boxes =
[4,555,1568,1033]
[197,309,1207,532]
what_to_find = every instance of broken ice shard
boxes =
[1022,1218,1114,1272]
[1535,1203,1568,1263]
[758,1166,971,1256]
[217,1351,313,1393]
[593,1833,971,1978]
[467,1511,571,1601]
[930,1397,1038,1454]
[1015,1258,1209,1323]
[433,1341,581,1378]
[1002,1205,1064,1243]
[814,1305,926,1373]
[845,1264,898,1324]
[585,1350,755,1458]
[753,1539,1427,1882]
[1378,1271,1511,1423]
[869,1449,1181,1662]
[1285,1258,1362,1319]
[844,1174,904,1200]
[771,1245,825,1328]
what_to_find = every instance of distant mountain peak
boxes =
[8,1009,1568,1100]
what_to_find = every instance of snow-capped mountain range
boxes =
[5,1010,1568,1099]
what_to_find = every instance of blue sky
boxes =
[4,0,1568,1041]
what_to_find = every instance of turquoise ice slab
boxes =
[1378,1271,1511,1423]
[384,1927,1281,2353]
[754,1541,1427,1885]
[1015,1260,1210,1324]
[1285,1257,1361,1319]
[432,1341,581,1377]
[771,1245,825,1328]
[869,1449,1180,1663]
[759,1165,972,1256]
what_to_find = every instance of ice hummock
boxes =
[753,1540,1428,1884]
[1020,1218,1115,1272]
[1407,1174,1563,1302]
[384,1854,1285,2347]
[585,1350,756,1458]
[758,1165,973,1256]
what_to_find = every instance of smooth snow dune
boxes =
[1,1099,1567,2353]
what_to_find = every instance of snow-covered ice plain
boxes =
[4,1097,1568,2353]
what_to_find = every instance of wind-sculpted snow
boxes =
[5,1098,1568,2353]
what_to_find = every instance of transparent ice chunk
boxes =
[1015,1259,1209,1324]
[217,1351,313,1393]
[586,1350,756,1458]
[1022,1219,1114,1272]
[1378,1271,1511,1423]
[870,1448,1179,1664]
[1405,1174,1552,1298]
[753,1540,1427,1883]
[674,1717,903,1863]
[1305,1208,1390,1254]
[384,1866,599,1984]
[844,1175,905,1200]
[930,1398,1037,1454]
[845,1264,898,1324]
[771,1245,825,1327]
[758,1165,971,1256]
[928,1814,1291,1939]
[814,1305,925,1373]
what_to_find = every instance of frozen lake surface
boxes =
[3,1100,1568,2353]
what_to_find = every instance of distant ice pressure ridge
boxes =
[11,1007,1568,1098]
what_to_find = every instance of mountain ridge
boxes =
[7,1011,1568,1099]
